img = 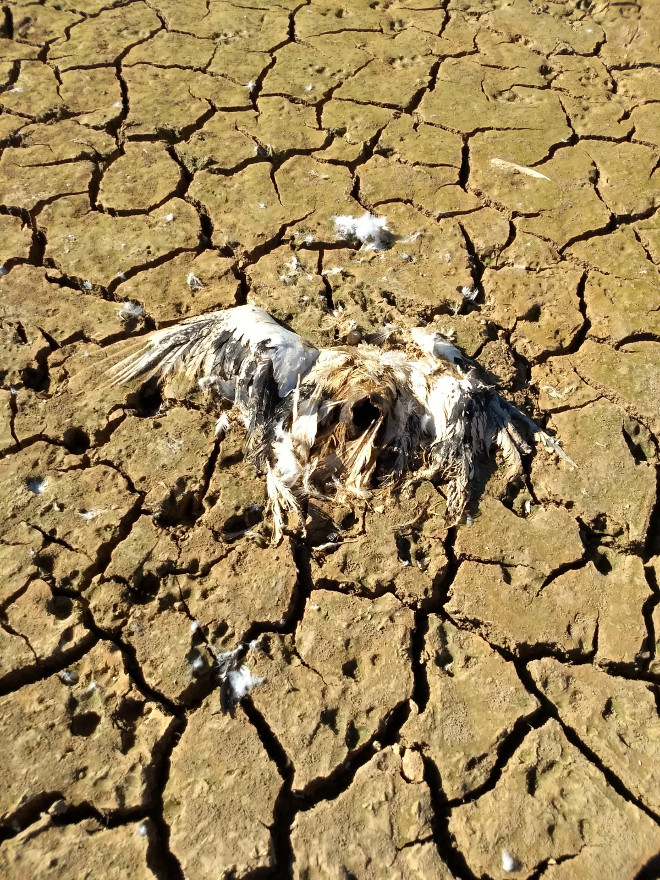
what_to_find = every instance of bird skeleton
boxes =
[108,305,574,542]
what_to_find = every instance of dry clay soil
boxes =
[1,0,660,878]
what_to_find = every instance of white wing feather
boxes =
[108,304,319,398]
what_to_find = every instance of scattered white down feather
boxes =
[186,272,203,290]
[191,653,205,673]
[501,849,518,872]
[460,285,479,301]
[214,412,231,436]
[117,301,144,321]
[226,665,265,701]
[332,212,392,250]
[215,646,243,671]
[280,255,301,285]
[77,507,106,521]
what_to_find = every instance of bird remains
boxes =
[109,305,573,541]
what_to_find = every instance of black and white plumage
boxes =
[109,305,573,541]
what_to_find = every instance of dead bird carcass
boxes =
[109,305,573,540]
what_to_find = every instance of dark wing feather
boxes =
[108,306,320,412]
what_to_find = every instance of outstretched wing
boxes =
[108,305,320,404]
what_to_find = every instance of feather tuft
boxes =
[332,212,393,251]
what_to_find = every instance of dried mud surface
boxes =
[1,0,660,878]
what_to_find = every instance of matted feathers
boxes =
[108,305,574,541]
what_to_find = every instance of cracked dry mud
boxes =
[0,0,659,877]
